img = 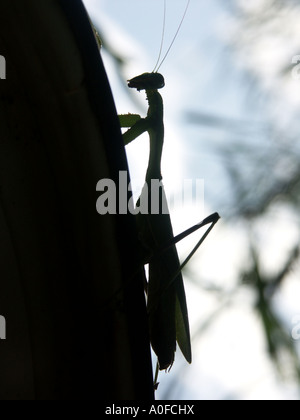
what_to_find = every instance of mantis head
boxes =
[128,73,165,92]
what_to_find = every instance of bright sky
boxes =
[83,0,300,400]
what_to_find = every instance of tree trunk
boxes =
[0,0,154,400]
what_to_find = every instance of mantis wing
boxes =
[137,184,191,370]
[175,271,192,365]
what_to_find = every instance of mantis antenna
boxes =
[153,0,191,73]
[152,0,167,73]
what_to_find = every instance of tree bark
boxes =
[0,0,154,400]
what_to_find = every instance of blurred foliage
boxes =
[213,0,300,384]
[243,243,300,379]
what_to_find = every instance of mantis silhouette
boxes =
[119,0,220,372]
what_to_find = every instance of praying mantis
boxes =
[118,0,220,373]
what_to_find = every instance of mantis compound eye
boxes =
[128,73,165,91]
